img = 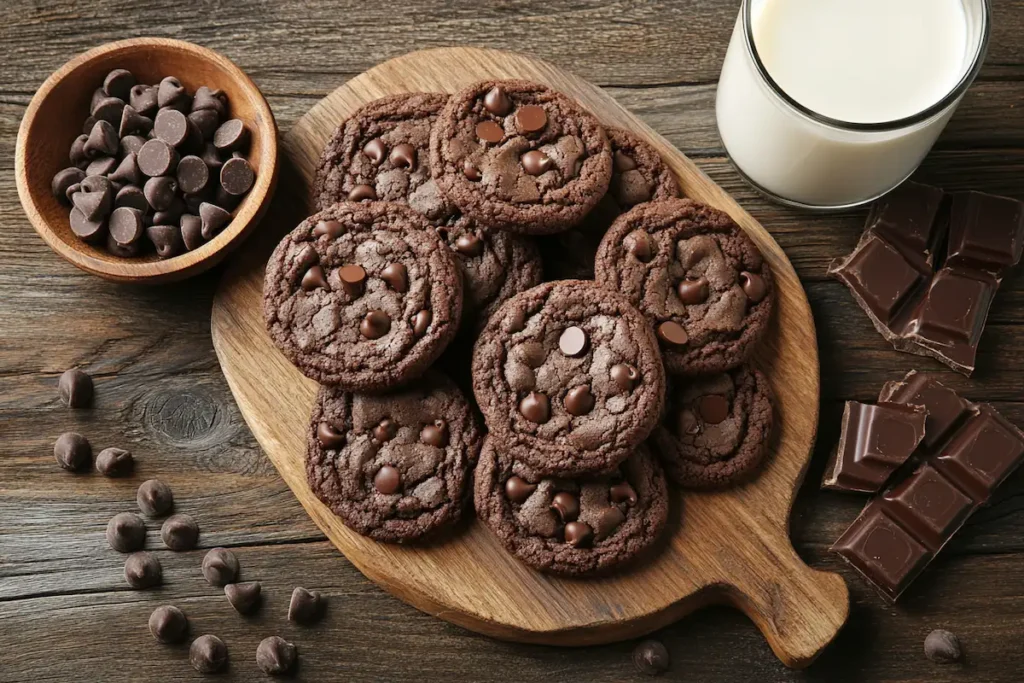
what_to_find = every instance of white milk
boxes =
[716,0,981,208]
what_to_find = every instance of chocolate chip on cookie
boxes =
[306,370,482,543]
[264,201,463,391]
[473,437,668,576]
[472,280,666,476]
[652,364,774,489]
[314,93,452,221]
[430,80,613,234]
[594,198,774,375]
[541,127,681,279]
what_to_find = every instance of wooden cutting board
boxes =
[211,47,848,668]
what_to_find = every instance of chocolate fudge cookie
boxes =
[541,127,681,279]
[594,198,774,375]
[474,437,668,576]
[652,364,774,489]
[264,201,462,390]
[307,370,482,543]
[437,214,544,324]
[314,93,451,221]
[472,280,666,476]
[430,80,612,234]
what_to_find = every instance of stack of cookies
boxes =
[262,79,778,576]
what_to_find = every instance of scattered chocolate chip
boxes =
[220,156,255,196]
[389,142,416,169]
[551,492,580,523]
[521,149,553,176]
[108,207,144,247]
[188,108,220,141]
[610,363,639,392]
[103,69,135,100]
[91,97,125,127]
[120,134,147,157]
[677,277,709,305]
[563,521,593,547]
[614,150,638,172]
[698,395,730,424]
[514,105,547,133]
[288,587,324,624]
[95,447,134,477]
[200,141,224,169]
[301,265,328,292]
[256,636,297,676]
[313,219,344,238]
[84,121,119,160]
[199,202,231,239]
[106,512,146,553]
[90,87,108,113]
[137,139,178,177]
[484,86,513,115]
[180,213,205,251]
[740,271,767,303]
[149,605,188,644]
[54,432,91,471]
[336,264,366,297]
[412,309,432,337]
[380,262,408,292]
[476,120,504,143]
[374,465,402,494]
[176,155,210,194]
[367,418,395,444]
[69,134,90,167]
[161,513,200,551]
[124,551,162,589]
[118,104,152,138]
[58,368,93,408]
[202,547,240,587]
[137,479,174,517]
[225,581,262,614]
[633,639,670,675]
[52,168,86,205]
[69,208,106,242]
[558,326,589,357]
[656,320,688,347]
[129,84,159,116]
[114,185,148,212]
[360,310,391,339]
[73,175,113,221]
[463,158,481,181]
[82,115,98,135]
[594,506,626,539]
[455,233,484,257]
[519,391,550,423]
[213,118,249,152]
[420,420,449,447]
[317,421,345,449]
[190,634,228,674]
[85,156,117,177]
[504,475,537,503]
[348,183,376,201]
[106,233,140,258]
[192,86,227,117]
[610,481,638,505]
[108,152,142,186]
[147,224,184,259]
[363,138,386,164]
[157,77,190,112]
[564,385,596,416]
[924,629,962,664]
[152,197,185,227]
[626,231,655,262]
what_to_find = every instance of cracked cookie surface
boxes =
[472,280,665,476]
[474,437,668,576]
[430,79,612,234]
[263,201,462,391]
[308,370,482,543]
[594,198,774,375]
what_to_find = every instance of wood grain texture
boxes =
[2,1,1024,682]
[15,38,279,282]
[211,46,846,666]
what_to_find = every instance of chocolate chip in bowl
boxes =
[16,38,278,283]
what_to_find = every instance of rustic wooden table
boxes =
[2,2,1022,681]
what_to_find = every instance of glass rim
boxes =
[741,0,992,133]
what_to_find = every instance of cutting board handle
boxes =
[722,544,849,668]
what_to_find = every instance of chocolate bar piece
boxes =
[832,372,1024,602]
[822,401,928,493]
[829,183,1024,375]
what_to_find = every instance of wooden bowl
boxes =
[15,37,278,283]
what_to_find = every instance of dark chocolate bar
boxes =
[832,372,1024,602]
[829,183,1024,376]
[822,401,928,493]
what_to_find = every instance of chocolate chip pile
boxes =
[51,68,256,258]
[264,78,780,576]
[51,367,317,676]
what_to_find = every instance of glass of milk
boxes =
[715,0,990,210]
